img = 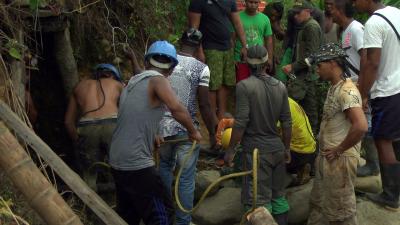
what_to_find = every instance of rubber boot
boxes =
[273,212,288,225]
[366,163,400,210]
[357,137,380,177]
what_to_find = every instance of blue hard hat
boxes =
[94,63,122,81]
[144,40,178,68]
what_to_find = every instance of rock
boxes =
[357,199,400,225]
[193,188,242,225]
[286,180,314,224]
[220,179,237,188]
[355,175,382,194]
[195,170,221,200]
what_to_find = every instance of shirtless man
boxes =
[65,63,123,193]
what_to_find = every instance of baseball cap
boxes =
[292,0,313,12]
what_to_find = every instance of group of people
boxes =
[63,0,400,225]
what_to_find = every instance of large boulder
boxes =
[355,175,382,194]
[286,180,314,224]
[357,199,400,225]
[195,170,221,200]
[193,187,242,225]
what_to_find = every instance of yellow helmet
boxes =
[221,128,232,149]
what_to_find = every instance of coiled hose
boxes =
[172,140,259,224]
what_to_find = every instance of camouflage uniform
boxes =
[287,17,323,135]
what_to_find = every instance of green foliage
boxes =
[384,0,400,8]
[5,39,23,60]
[29,0,41,11]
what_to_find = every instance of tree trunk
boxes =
[0,100,128,225]
[54,26,79,99]
[0,122,83,225]
[10,29,26,105]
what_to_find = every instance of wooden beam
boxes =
[0,100,128,225]
[0,121,83,225]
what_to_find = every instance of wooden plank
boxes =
[0,100,127,225]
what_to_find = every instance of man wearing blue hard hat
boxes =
[109,40,202,225]
[65,63,124,203]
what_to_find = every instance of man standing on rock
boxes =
[158,28,216,225]
[354,0,400,210]
[109,41,202,225]
[188,0,247,122]
[65,63,123,194]
[225,45,292,225]
[307,43,368,225]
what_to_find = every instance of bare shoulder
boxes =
[74,79,90,92]
[149,75,168,87]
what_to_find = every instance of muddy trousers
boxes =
[307,154,358,225]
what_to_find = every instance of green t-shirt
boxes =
[234,11,273,62]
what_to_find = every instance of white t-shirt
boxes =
[342,20,364,82]
[364,6,400,99]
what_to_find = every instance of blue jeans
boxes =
[159,133,200,225]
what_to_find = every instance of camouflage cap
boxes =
[292,0,313,12]
[311,43,347,65]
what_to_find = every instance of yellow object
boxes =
[221,128,232,149]
[283,98,316,154]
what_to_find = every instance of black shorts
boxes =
[371,92,400,140]
[112,167,174,225]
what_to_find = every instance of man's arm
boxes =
[264,35,274,71]
[198,86,217,145]
[188,1,206,62]
[151,76,202,141]
[358,48,380,101]
[279,93,292,150]
[323,107,368,161]
[279,91,292,163]
[123,46,143,75]
[224,83,249,165]
[65,93,79,141]
[230,12,247,59]
[188,12,201,29]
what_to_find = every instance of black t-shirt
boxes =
[189,0,237,51]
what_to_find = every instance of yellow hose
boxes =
[174,141,259,224]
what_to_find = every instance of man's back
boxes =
[288,98,315,154]
[235,75,291,153]
[159,55,209,137]
[364,6,400,99]
[110,71,165,171]
[74,78,123,118]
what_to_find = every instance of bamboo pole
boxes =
[0,121,83,225]
[0,100,128,225]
